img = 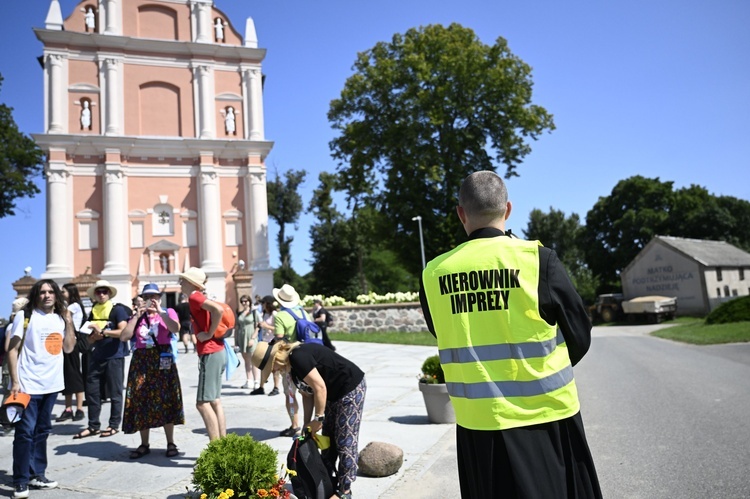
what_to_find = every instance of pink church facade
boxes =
[33,0,274,307]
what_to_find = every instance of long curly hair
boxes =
[25,279,67,318]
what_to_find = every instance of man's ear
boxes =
[456,205,467,225]
[505,201,512,221]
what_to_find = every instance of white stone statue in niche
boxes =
[80,100,92,130]
[214,18,225,42]
[84,6,96,31]
[224,106,236,135]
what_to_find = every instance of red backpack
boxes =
[191,301,236,339]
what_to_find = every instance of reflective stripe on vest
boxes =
[422,236,580,431]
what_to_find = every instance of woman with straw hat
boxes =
[251,340,366,499]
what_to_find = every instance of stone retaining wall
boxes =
[322,302,427,334]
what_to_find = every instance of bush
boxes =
[192,434,279,498]
[419,354,445,384]
[705,295,750,324]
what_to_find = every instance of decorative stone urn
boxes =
[418,382,455,424]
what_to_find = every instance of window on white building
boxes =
[130,221,144,248]
[225,220,242,247]
[724,285,730,297]
[78,221,99,250]
[740,268,745,281]
[717,268,723,281]
[183,220,197,247]
[732,289,738,297]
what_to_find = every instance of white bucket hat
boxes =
[273,284,300,308]
[179,267,207,290]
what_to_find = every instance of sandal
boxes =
[99,427,119,438]
[165,443,179,457]
[129,444,150,459]
[73,428,100,439]
[279,426,301,437]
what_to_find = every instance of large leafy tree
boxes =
[581,176,674,290]
[266,169,307,290]
[524,208,597,303]
[0,74,44,218]
[328,23,555,276]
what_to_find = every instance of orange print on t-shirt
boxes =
[45,332,64,355]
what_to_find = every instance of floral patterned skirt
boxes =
[123,345,185,434]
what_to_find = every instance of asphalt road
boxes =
[576,325,750,499]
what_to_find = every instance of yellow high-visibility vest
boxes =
[422,236,580,430]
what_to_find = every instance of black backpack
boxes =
[282,307,324,345]
[324,309,333,327]
[286,431,335,499]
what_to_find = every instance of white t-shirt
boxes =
[68,302,84,331]
[10,309,66,395]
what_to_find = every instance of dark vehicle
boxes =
[589,293,625,323]
[589,293,677,324]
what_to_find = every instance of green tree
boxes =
[307,172,361,299]
[524,208,597,303]
[267,168,306,290]
[0,74,45,218]
[581,176,674,291]
[328,23,555,276]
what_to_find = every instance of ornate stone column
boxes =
[248,68,264,140]
[101,157,128,275]
[103,0,120,35]
[245,171,271,271]
[192,1,212,43]
[104,58,121,135]
[44,162,71,276]
[197,159,223,272]
[196,65,214,139]
[46,54,64,133]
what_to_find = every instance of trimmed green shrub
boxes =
[420,354,445,384]
[705,295,750,324]
[192,434,279,497]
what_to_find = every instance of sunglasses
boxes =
[95,289,110,295]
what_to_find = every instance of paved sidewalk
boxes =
[0,342,460,498]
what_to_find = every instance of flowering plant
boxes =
[255,466,296,498]
[191,434,280,498]
[419,354,445,384]
[300,291,419,307]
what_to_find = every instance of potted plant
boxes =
[191,433,295,498]
[418,354,455,424]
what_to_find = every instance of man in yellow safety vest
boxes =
[420,171,601,498]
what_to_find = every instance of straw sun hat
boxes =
[251,341,282,385]
[272,284,300,308]
[86,280,118,300]
[179,267,207,290]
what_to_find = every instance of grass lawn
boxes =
[651,319,750,345]
[329,331,437,346]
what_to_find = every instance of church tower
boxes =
[33,0,273,306]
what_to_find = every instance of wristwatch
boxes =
[314,414,325,422]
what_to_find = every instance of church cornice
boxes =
[32,134,274,161]
[34,28,266,64]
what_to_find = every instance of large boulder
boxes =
[357,441,403,477]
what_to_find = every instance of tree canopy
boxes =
[328,23,554,276]
[266,169,307,290]
[0,73,44,218]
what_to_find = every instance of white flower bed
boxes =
[300,291,419,307]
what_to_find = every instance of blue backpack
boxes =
[282,307,324,345]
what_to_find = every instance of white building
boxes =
[621,235,750,316]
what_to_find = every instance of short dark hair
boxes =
[458,171,508,223]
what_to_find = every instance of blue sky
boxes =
[1,0,749,315]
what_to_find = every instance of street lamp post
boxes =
[412,215,426,269]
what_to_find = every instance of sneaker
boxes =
[268,387,280,396]
[73,409,85,421]
[279,426,301,437]
[250,387,265,395]
[13,484,29,498]
[29,476,58,489]
[55,409,73,422]
[241,381,250,389]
